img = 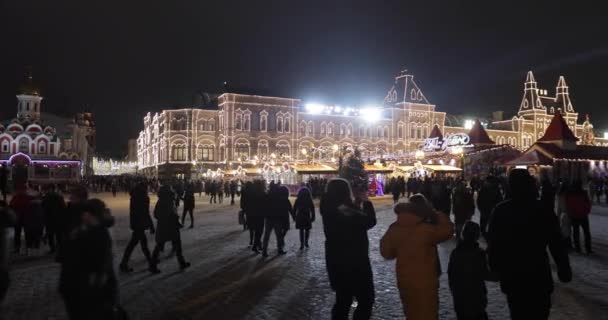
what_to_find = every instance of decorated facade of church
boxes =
[137,70,607,179]
[0,73,96,185]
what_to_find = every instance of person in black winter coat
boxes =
[476,177,503,239]
[119,183,155,273]
[247,180,267,253]
[487,169,572,320]
[59,199,120,320]
[42,184,66,253]
[293,187,315,249]
[181,185,195,228]
[321,178,377,320]
[262,186,292,257]
[448,221,496,320]
[0,201,16,304]
[149,185,190,273]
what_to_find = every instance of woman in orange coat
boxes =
[380,195,454,320]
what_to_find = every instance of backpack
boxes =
[565,193,591,219]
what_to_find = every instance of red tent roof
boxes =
[428,124,443,140]
[538,111,579,142]
[468,119,495,145]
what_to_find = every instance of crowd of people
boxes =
[0,167,600,319]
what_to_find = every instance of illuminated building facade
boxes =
[0,72,95,184]
[137,70,607,178]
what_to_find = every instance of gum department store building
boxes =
[137,70,607,178]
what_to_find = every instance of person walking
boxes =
[119,183,155,273]
[217,181,224,204]
[293,187,315,249]
[380,194,453,320]
[111,181,117,198]
[9,185,31,254]
[452,181,475,238]
[58,199,122,320]
[249,180,267,253]
[42,184,66,254]
[229,180,237,205]
[0,201,16,304]
[540,177,557,213]
[210,181,218,204]
[321,178,376,320]
[448,221,496,320]
[150,185,190,273]
[262,186,292,257]
[565,181,593,254]
[487,169,572,320]
[181,185,195,228]
[477,176,503,239]
[240,182,254,244]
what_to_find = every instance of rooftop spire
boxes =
[524,70,537,90]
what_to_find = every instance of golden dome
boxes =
[18,75,40,96]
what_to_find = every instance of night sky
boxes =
[2,1,608,157]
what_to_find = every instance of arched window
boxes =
[411,89,416,100]
[38,142,46,154]
[347,124,352,137]
[410,126,416,139]
[260,112,268,132]
[422,126,428,139]
[277,116,284,132]
[258,140,269,159]
[276,141,290,159]
[208,119,215,131]
[377,126,382,138]
[321,123,327,135]
[340,124,346,136]
[307,122,314,136]
[243,113,251,131]
[235,113,243,130]
[299,121,306,136]
[416,127,422,140]
[328,123,334,135]
[197,144,214,161]
[398,125,403,138]
[1,140,9,153]
[359,126,365,137]
[284,116,290,132]
[171,145,186,161]
[19,138,29,153]
[219,114,224,130]
[234,141,250,160]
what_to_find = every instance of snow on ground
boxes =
[1,192,607,319]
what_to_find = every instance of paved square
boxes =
[2,193,608,319]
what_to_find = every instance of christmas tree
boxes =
[339,146,368,191]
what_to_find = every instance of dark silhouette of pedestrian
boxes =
[448,221,496,320]
[487,169,572,320]
[150,185,190,273]
[181,185,195,228]
[452,181,475,237]
[477,176,503,239]
[209,181,217,204]
[57,186,89,262]
[111,182,117,197]
[119,183,155,273]
[293,187,315,249]
[262,186,292,257]
[321,178,376,320]
[248,180,267,253]
[230,180,237,205]
[540,177,556,213]
[240,182,254,244]
[565,181,593,254]
[0,201,16,304]
[9,185,31,254]
[0,166,7,201]
[58,199,122,320]
[380,194,453,320]
[42,184,66,254]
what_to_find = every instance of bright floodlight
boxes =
[604,132,608,139]
[305,103,325,114]
[359,107,381,122]
[464,119,475,130]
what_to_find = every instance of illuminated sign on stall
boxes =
[422,133,473,152]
